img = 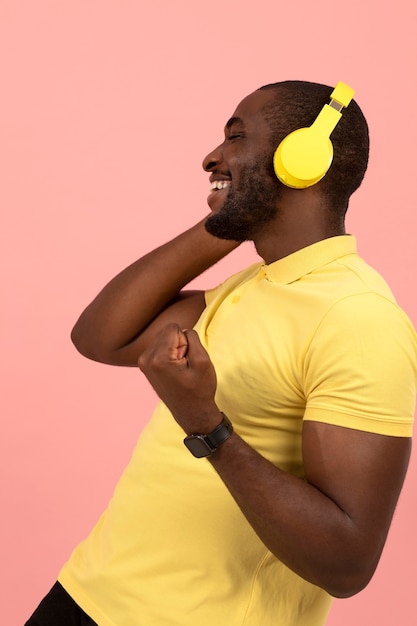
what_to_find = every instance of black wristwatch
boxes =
[183,413,233,458]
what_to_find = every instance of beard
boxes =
[205,161,281,242]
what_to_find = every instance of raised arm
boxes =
[71,218,239,366]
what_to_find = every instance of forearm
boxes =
[71,218,239,364]
[209,432,378,598]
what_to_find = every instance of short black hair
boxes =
[259,81,370,215]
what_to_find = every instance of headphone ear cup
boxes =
[273,127,334,189]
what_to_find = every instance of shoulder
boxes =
[204,263,261,307]
[304,292,417,437]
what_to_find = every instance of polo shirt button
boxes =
[231,295,240,304]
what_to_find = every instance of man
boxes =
[26,81,417,626]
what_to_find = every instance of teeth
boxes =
[210,180,230,191]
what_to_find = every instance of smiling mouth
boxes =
[210,181,231,192]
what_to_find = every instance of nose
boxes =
[202,143,223,172]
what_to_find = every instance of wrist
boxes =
[183,412,234,458]
[177,404,223,436]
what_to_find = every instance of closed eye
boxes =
[224,116,246,142]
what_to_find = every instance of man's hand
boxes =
[138,323,222,433]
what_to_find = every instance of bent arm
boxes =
[71,218,239,366]
[138,325,413,598]
[209,422,410,598]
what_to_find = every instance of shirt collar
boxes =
[260,235,357,285]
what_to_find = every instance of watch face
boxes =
[184,435,213,458]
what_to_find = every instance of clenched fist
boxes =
[138,323,222,434]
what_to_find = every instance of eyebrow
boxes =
[225,116,245,130]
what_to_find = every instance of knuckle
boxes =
[149,353,164,371]
[138,349,161,372]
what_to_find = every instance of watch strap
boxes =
[205,413,233,448]
[183,413,233,457]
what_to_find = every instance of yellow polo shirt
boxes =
[59,236,416,626]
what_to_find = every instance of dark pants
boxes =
[25,582,98,626]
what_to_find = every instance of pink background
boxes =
[1,2,416,624]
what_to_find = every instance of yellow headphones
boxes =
[273,81,355,189]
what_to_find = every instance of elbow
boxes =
[328,579,371,599]
[315,529,386,598]
[70,319,137,366]
[71,321,98,361]
[71,313,109,363]
[323,560,378,599]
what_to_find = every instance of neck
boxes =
[253,190,346,264]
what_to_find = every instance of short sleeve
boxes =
[303,293,417,437]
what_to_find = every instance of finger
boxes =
[155,323,187,360]
[138,323,186,371]
[159,324,189,365]
[176,327,189,361]
[182,329,208,365]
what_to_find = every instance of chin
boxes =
[204,213,250,242]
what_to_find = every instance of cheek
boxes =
[206,183,233,214]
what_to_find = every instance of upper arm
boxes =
[302,421,411,585]
[300,294,415,588]
[110,290,207,366]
